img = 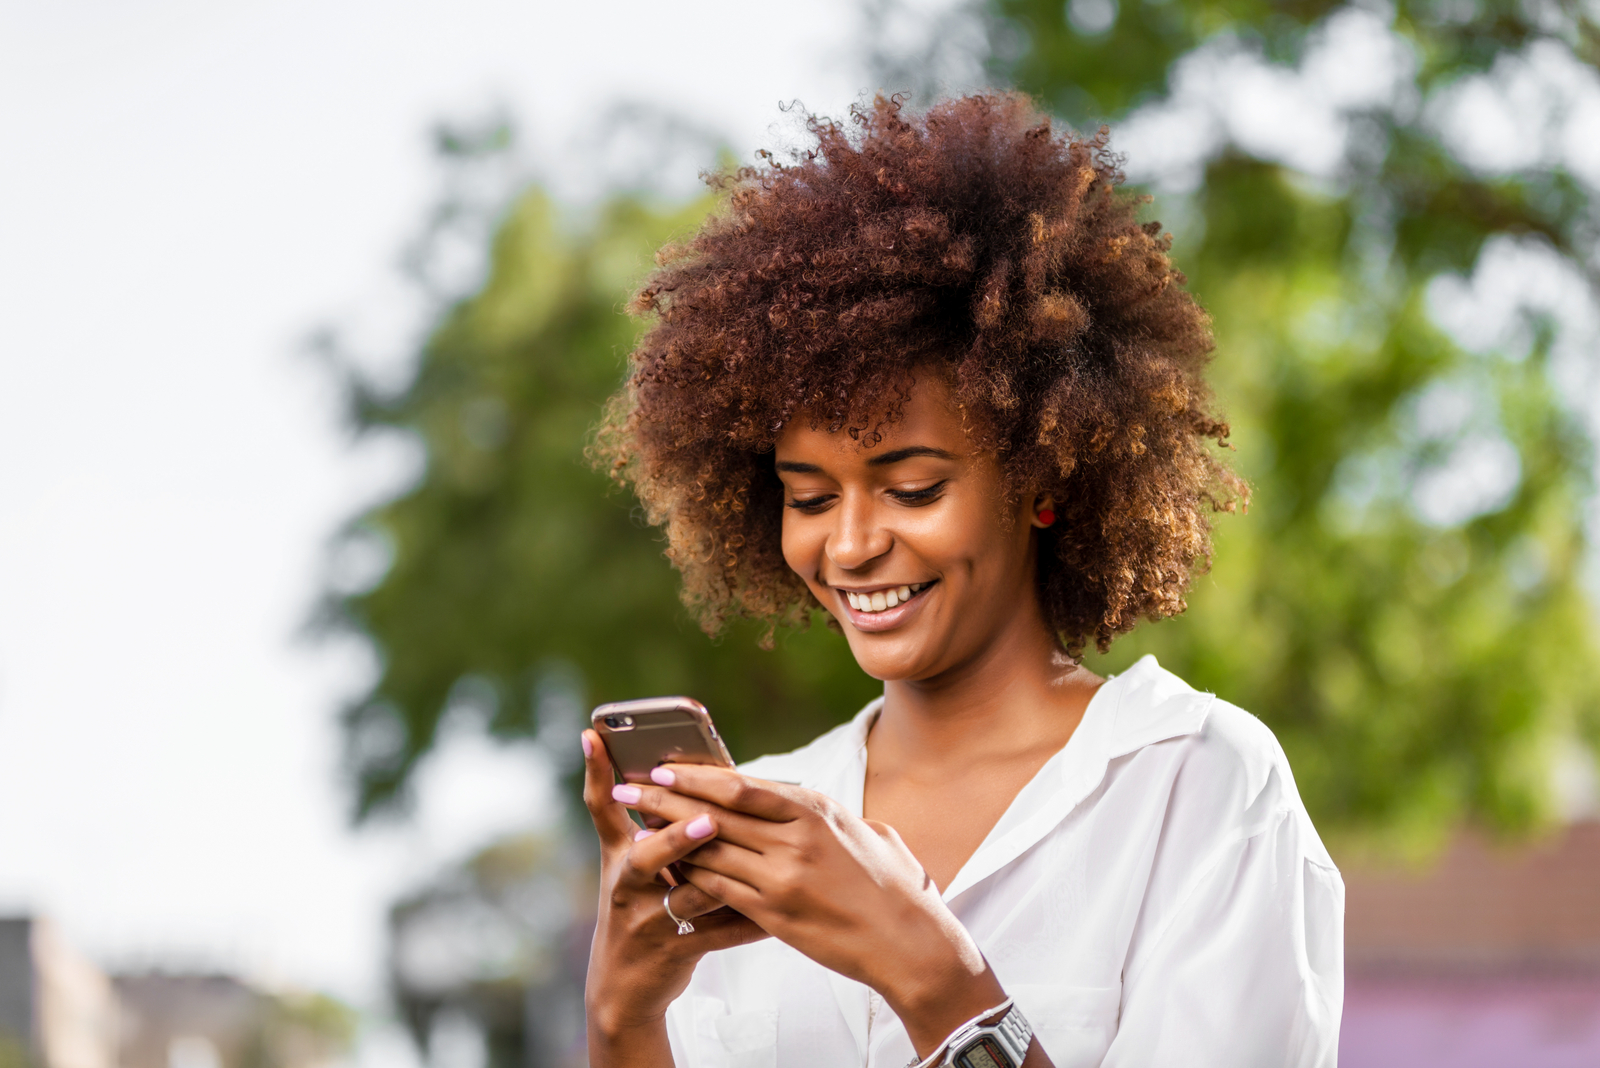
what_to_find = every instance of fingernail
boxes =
[650,766,675,786]
[686,814,714,840]
[634,828,656,841]
[581,734,593,758]
[612,784,642,805]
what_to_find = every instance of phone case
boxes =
[591,696,735,783]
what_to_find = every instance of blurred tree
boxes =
[315,119,878,821]
[989,0,1600,848]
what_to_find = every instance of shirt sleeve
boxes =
[1099,800,1345,1068]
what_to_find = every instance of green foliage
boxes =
[995,0,1600,848]
[321,146,878,820]
[1002,0,1599,123]
[0,1034,32,1068]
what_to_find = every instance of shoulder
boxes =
[1106,657,1334,869]
[734,697,881,786]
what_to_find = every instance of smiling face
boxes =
[776,374,1053,684]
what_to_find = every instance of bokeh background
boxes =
[3,1,1599,1066]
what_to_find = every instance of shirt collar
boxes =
[795,696,880,813]
[1102,654,1216,759]
[947,655,1214,900]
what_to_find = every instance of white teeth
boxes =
[844,582,931,613]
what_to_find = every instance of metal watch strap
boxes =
[944,1001,1032,1068]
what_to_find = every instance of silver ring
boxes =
[664,886,695,936]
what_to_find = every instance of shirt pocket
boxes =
[1009,982,1122,1068]
[691,996,779,1068]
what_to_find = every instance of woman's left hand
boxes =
[615,763,1013,1059]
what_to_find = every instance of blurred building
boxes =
[0,917,118,1068]
[115,974,261,1068]
[0,918,350,1068]
[1341,820,1600,1066]
[114,973,352,1068]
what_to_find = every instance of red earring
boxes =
[1037,508,1056,527]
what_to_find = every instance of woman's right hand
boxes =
[581,730,769,1065]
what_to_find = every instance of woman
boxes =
[582,93,1343,1067]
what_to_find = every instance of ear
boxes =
[1031,495,1056,529]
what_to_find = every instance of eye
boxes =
[785,494,835,513]
[887,480,947,505]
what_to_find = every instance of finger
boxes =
[582,729,638,847]
[622,812,730,889]
[646,764,806,822]
[611,783,771,852]
[681,909,772,953]
[624,829,730,919]
[614,780,800,856]
[679,862,763,917]
[681,838,768,889]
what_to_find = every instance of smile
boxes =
[832,581,937,633]
[842,582,931,613]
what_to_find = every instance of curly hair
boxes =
[593,92,1246,655]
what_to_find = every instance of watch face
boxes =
[954,1037,1009,1068]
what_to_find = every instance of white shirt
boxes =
[664,655,1345,1068]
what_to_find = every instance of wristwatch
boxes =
[943,1002,1032,1068]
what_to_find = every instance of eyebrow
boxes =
[867,446,957,467]
[774,446,957,474]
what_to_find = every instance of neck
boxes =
[873,599,1099,770]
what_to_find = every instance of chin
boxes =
[842,634,939,683]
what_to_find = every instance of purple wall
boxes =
[1341,978,1600,1067]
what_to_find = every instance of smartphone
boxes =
[591,696,735,784]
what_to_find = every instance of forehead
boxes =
[775,374,969,461]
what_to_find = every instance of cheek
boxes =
[918,501,1010,575]
[780,515,822,582]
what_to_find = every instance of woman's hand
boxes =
[619,763,1019,1062]
[581,732,768,1067]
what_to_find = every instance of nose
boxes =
[826,490,893,572]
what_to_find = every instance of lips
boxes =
[832,580,936,633]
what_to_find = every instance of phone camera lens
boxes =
[603,714,634,729]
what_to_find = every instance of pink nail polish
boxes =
[612,784,642,805]
[686,814,714,840]
[650,766,675,787]
[634,828,656,841]
[581,734,593,758]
